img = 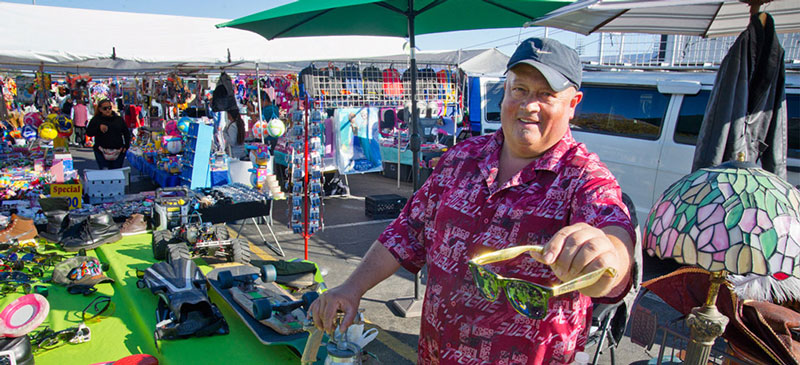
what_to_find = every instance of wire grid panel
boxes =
[585,32,800,69]
[302,62,461,109]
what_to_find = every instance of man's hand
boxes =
[309,284,362,336]
[530,223,632,298]
[99,124,108,133]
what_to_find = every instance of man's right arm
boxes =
[310,240,401,334]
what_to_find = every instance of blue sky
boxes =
[4,0,594,56]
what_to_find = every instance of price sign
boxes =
[51,183,82,210]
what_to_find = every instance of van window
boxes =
[485,81,504,122]
[674,91,710,145]
[676,92,799,159]
[788,94,799,159]
[572,86,668,140]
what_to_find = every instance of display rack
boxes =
[301,62,460,109]
[287,105,325,260]
[180,122,214,189]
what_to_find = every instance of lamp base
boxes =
[684,271,730,365]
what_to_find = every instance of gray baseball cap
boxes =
[506,37,582,92]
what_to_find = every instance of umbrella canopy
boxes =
[217,0,573,40]
[217,0,573,191]
[644,160,800,279]
[528,0,800,37]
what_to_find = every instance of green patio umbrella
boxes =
[217,0,573,190]
[217,0,573,317]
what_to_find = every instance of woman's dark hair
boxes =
[95,99,114,116]
[259,90,271,104]
[228,109,245,145]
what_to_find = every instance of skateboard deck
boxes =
[207,265,308,345]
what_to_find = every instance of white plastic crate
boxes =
[82,169,125,204]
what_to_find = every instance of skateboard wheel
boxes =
[301,292,319,311]
[261,265,277,283]
[218,270,234,289]
[253,298,273,320]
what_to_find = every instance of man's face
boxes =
[500,64,582,159]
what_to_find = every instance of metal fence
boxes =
[578,32,800,70]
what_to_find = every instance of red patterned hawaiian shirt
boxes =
[379,129,635,364]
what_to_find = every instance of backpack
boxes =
[211,73,237,112]
[382,68,403,97]
[362,66,383,97]
[341,63,362,96]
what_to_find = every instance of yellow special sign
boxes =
[51,183,82,209]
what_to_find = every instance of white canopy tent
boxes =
[0,2,408,75]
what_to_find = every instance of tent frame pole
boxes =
[389,0,424,318]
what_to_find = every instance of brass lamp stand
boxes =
[684,270,729,365]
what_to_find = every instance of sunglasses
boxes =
[30,324,91,352]
[82,295,114,323]
[100,106,112,111]
[468,245,617,320]
[0,282,31,297]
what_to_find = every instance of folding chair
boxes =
[586,193,643,365]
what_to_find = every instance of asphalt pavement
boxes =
[71,146,690,364]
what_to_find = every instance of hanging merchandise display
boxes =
[333,107,382,174]
[287,108,324,259]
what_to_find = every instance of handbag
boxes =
[643,267,800,365]
[99,147,122,160]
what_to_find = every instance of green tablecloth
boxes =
[8,234,300,365]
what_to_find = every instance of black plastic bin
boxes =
[365,194,408,219]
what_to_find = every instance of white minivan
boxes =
[474,70,800,226]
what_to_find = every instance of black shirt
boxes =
[85,113,131,150]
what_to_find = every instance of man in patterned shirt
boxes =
[310,38,636,364]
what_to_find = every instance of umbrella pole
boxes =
[389,0,423,318]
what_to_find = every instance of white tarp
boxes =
[0,2,407,74]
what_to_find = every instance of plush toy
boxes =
[164,120,179,136]
[21,125,37,141]
[37,122,57,141]
[23,112,43,127]
[162,135,183,155]
[247,144,270,167]
[45,113,59,126]
[55,115,73,137]
[267,118,286,138]
[177,117,192,135]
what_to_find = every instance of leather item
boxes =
[643,267,800,365]
[61,213,122,252]
[38,210,68,242]
[0,335,34,365]
[120,214,148,236]
[0,214,37,243]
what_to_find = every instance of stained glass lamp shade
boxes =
[644,159,800,365]
[645,160,800,279]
